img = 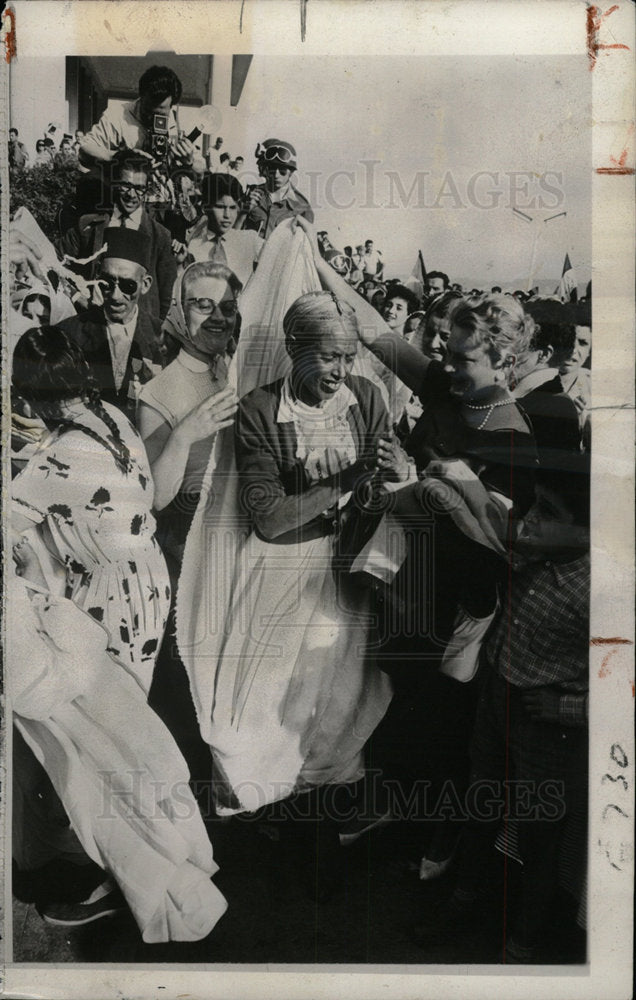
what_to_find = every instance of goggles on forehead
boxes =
[98,274,140,297]
[258,144,296,166]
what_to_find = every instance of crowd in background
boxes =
[8,64,591,963]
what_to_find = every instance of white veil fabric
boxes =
[176,220,384,749]
[10,576,228,943]
[176,221,320,744]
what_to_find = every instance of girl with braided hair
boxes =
[12,326,170,694]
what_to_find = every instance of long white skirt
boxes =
[9,577,228,943]
[205,533,393,814]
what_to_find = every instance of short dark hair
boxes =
[426,271,450,289]
[9,127,18,136]
[201,172,244,208]
[111,149,152,181]
[524,299,576,367]
[138,65,182,105]
[384,284,420,314]
[424,288,464,327]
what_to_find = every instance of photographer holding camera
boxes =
[79,65,201,169]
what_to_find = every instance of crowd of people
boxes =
[8,64,591,963]
[9,125,85,171]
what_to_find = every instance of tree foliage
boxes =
[9,162,79,242]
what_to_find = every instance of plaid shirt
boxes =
[487,553,590,725]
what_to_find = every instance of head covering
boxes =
[162,261,241,356]
[255,138,297,171]
[282,290,358,347]
[102,228,150,271]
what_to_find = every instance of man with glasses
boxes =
[59,229,164,417]
[60,151,176,322]
[242,137,314,239]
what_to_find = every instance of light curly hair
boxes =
[448,293,535,363]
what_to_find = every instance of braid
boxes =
[86,397,132,475]
[54,393,132,475]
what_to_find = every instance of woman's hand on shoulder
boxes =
[174,386,238,446]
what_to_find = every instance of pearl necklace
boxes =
[463,396,515,431]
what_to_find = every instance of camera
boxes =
[150,112,169,159]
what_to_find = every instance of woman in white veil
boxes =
[177,221,396,892]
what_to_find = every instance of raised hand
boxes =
[174,386,238,447]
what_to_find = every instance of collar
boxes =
[277,374,357,423]
[111,204,144,228]
[513,367,559,398]
[177,347,212,373]
[202,228,227,243]
[550,552,590,587]
[105,306,138,336]
[269,184,292,205]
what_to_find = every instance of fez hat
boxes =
[102,228,150,271]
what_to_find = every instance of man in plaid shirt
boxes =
[415,456,590,961]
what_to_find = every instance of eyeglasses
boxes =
[264,165,291,176]
[260,144,295,165]
[186,297,238,317]
[98,274,140,297]
[114,181,148,196]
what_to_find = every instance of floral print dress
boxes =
[13,402,170,694]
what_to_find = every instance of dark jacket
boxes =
[59,306,162,420]
[59,210,176,322]
[516,374,582,469]
[243,186,314,239]
[236,374,388,544]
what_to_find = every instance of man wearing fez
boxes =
[60,150,176,322]
[243,138,314,239]
[59,229,163,417]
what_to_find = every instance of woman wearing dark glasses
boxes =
[241,137,314,239]
[137,260,240,578]
[136,261,240,778]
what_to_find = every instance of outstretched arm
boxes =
[294,217,430,394]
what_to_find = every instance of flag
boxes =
[405,250,427,298]
[556,253,578,302]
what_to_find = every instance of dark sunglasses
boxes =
[114,181,148,196]
[98,274,140,297]
[186,297,238,317]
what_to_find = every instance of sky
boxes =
[222,54,592,291]
[10,50,592,292]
